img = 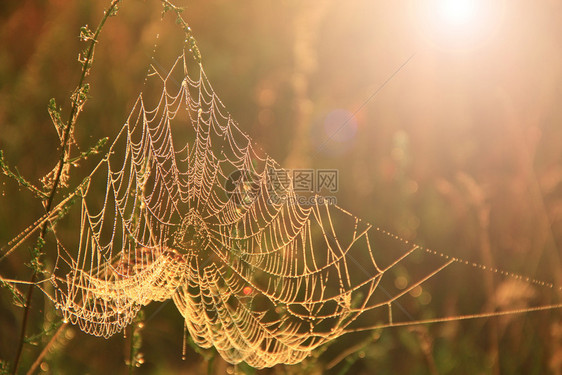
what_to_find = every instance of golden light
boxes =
[412,0,504,49]
[436,0,477,27]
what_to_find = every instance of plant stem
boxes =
[25,323,67,375]
[128,325,135,375]
[11,1,121,373]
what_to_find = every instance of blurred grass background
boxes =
[1,0,562,373]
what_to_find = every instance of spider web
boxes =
[51,54,387,366]
[2,32,562,370]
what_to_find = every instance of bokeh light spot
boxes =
[323,109,358,143]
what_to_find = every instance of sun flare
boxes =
[413,0,503,49]
[437,0,477,27]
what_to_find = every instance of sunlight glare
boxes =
[413,0,503,50]
[437,0,477,27]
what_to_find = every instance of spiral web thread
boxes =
[2,44,562,368]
